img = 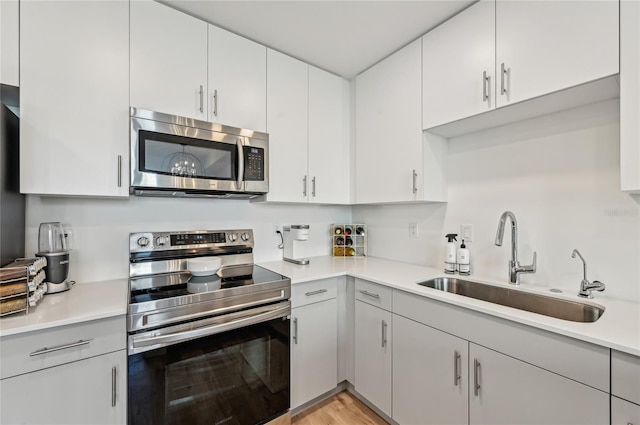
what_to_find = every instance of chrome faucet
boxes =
[571,249,605,298]
[494,211,537,285]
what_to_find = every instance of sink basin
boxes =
[417,277,604,323]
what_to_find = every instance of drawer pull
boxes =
[305,289,327,297]
[359,290,380,299]
[453,350,461,386]
[29,339,92,356]
[293,318,298,344]
[111,366,117,407]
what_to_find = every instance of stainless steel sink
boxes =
[417,277,604,323]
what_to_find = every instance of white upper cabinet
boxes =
[1,0,19,86]
[423,0,495,129]
[130,0,208,120]
[264,52,350,204]
[208,25,266,132]
[265,49,309,202]
[620,0,640,193]
[308,66,351,204]
[495,0,619,108]
[20,0,129,197]
[355,39,425,204]
[423,0,619,134]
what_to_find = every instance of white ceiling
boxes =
[160,1,475,78]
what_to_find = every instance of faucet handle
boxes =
[592,280,606,292]
[521,251,536,273]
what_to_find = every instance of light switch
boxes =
[460,224,473,242]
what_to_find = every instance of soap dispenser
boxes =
[457,240,470,276]
[444,234,458,274]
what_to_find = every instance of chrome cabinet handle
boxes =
[359,290,380,299]
[381,320,388,348]
[111,366,117,407]
[500,63,507,95]
[312,176,316,197]
[473,358,481,396]
[117,155,122,187]
[482,71,489,102]
[305,289,327,297]
[199,85,204,113]
[30,339,92,356]
[454,350,461,386]
[213,89,218,117]
[293,317,298,344]
[412,169,418,194]
[303,176,307,197]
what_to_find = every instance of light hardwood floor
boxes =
[292,391,389,425]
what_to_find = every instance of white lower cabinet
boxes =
[291,297,338,409]
[392,314,468,425]
[0,349,126,424]
[469,343,608,425]
[354,299,392,417]
[612,396,640,425]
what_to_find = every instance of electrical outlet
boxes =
[409,222,419,238]
[460,224,473,242]
[273,224,282,236]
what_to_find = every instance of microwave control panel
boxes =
[244,146,265,181]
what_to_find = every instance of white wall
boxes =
[25,196,351,283]
[354,100,640,302]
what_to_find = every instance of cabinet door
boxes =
[469,344,608,425]
[265,49,309,202]
[20,0,129,197]
[0,350,126,424]
[422,0,495,129]
[1,0,19,86]
[130,0,207,120]
[291,298,338,409]
[355,39,423,204]
[354,300,392,416]
[392,314,467,425]
[208,25,266,132]
[620,0,640,193]
[308,66,350,204]
[496,0,619,107]
[612,396,640,425]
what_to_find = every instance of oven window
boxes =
[139,130,236,180]
[128,316,290,425]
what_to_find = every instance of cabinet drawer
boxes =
[393,290,609,392]
[612,350,640,405]
[355,279,392,311]
[291,278,337,308]
[1,315,126,379]
[612,396,640,425]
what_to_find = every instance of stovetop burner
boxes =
[129,265,284,305]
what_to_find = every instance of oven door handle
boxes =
[132,303,290,350]
[236,137,244,191]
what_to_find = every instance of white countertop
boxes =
[258,256,640,356]
[0,279,128,337]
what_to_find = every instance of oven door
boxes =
[128,302,290,425]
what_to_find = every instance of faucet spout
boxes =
[495,211,536,284]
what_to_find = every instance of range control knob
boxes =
[228,233,237,242]
[155,236,167,247]
[241,232,250,242]
[137,236,150,248]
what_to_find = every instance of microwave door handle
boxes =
[236,137,244,191]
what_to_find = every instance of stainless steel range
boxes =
[127,229,291,425]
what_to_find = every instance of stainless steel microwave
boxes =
[130,108,268,199]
